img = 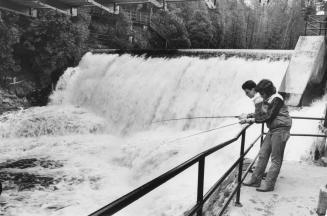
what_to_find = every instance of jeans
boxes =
[252,127,290,187]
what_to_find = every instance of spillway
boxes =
[0,50,324,216]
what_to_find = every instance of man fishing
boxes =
[240,79,292,192]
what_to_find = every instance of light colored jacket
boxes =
[247,93,263,119]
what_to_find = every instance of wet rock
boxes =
[0,172,57,191]
[0,158,39,169]
[321,157,327,165]
[0,158,64,192]
[39,160,64,169]
[46,205,67,210]
[0,158,63,169]
[0,89,29,115]
[314,157,327,167]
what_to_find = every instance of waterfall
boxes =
[50,52,289,134]
[3,51,322,216]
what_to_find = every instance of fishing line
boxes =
[152,115,239,124]
[166,122,240,144]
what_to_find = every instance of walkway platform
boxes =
[229,161,327,216]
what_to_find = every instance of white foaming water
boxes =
[0,52,324,216]
[50,53,289,134]
[0,105,106,138]
[286,97,327,161]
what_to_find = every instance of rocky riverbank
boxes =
[0,89,30,115]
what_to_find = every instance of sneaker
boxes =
[243,177,261,187]
[262,172,267,180]
[256,182,274,192]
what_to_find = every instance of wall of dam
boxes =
[94,43,327,108]
[93,44,327,107]
[91,48,294,60]
[279,36,327,106]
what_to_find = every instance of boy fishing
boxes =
[239,80,263,121]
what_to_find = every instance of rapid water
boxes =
[50,53,289,134]
[0,52,324,216]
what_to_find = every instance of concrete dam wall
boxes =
[279,36,327,106]
[93,37,327,107]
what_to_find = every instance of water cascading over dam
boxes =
[0,50,323,216]
[50,51,291,134]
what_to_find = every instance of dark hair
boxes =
[242,80,256,90]
[255,79,276,97]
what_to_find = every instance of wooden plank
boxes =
[34,1,75,15]
[165,0,198,2]
[98,0,162,7]
[0,0,31,10]
[86,0,118,14]
[9,0,42,8]
[148,0,162,7]
[0,6,37,17]
[0,0,37,17]
[52,0,87,7]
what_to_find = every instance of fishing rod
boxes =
[167,122,240,144]
[152,115,239,124]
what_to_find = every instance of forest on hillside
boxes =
[0,0,317,104]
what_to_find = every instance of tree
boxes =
[187,10,214,48]
[151,10,190,48]
[89,11,133,49]
[0,11,21,86]
[0,0,307,104]
[13,11,89,90]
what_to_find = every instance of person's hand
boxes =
[239,118,254,124]
[238,113,247,120]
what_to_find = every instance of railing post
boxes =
[305,21,307,36]
[162,0,166,11]
[260,123,264,147]
[197,157,205,216]
[320,22,322,35]
[235,130,245,207]
[149,6,153,26]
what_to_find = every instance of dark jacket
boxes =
[254,93,292,130]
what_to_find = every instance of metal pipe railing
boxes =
[186,132,263,216]
[304,15,327,36]
[261,123,264,146]
[235,130,246,206]
[89,116,326,216]
[89,124,251,216]
[218,152,260,215]
[196,157,205,216]
[291,116,324,120]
